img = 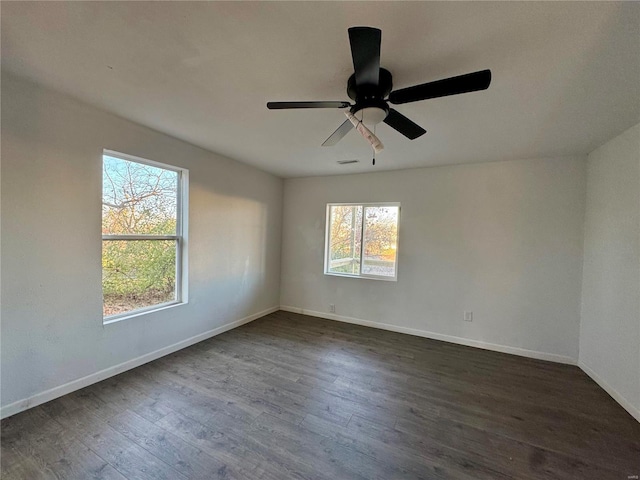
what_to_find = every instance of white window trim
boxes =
[102,149,189,324]
[324,202,400,282]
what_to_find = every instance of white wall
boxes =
[281,157,587,363]
[579,123,640,422]
[1,73,283,416]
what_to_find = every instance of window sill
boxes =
[103,301,186,326]
[324,272,398,282]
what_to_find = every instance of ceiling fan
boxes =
[267,26,491,149]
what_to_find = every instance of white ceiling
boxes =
[2,2,639,178]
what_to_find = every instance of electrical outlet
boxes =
[329,304,336,313]
[464,311,473,322]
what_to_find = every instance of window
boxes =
[325,203,400,280]
[102,150,188,322]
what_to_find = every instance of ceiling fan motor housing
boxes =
[348,68,393,125]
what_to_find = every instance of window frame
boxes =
[102,149,189,324]
[324,202,400,282]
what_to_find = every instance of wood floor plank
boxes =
[3,311,639,479]
[330,373,640,462]
[54,405,190,480]
[248,412,382,480]
[1,407,126,480]
[0,441,56,480]
[351,413,623,480]
[1,409,66,480]
[19,428,128,480]
[106,409,233,479]
[155,410,304,480]
[79,425,189,480]
[153,355,307,426]
[85,377,175,424]
[301,412,501,480]
[164,348,353,427]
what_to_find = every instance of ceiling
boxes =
[2,2,639,178]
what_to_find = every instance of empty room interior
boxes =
[1,2,639,479]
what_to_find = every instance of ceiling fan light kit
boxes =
[267,26,492,158]
[345,110,384,153]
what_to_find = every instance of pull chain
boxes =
[372,124,376,165]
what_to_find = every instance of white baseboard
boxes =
[578,361,640,424]
[0,306,279,420]
[279,305,577,365]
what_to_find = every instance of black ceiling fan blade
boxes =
[383,108,426,140]
[389,69,492,105]
[267,101,350,109]
[322,119,354,146]
[348,27,381,87]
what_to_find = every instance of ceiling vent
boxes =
[337,159,359,165]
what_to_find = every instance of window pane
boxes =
[328,205,362,275]
[102,239,177,317]
[102,155,178,235]
[362,206,399,277]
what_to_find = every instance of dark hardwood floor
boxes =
[2,310,639,479]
